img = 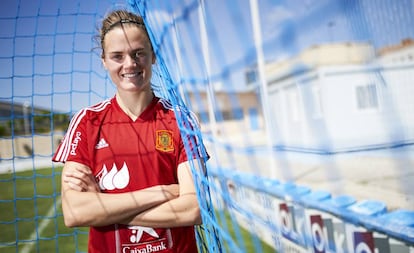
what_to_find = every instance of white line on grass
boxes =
[20,197,62,253]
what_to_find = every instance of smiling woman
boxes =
[101,20,155,103]
[52,9,209,253]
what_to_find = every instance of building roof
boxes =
[0,100,47,118]
[264,42,375,80]
[377,38,414,56]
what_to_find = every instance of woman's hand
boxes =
[62,164,100,192]
[156,184,180,200]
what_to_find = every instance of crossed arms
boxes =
[61,160,202,228]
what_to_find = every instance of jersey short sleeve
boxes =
[158,99,209,165]
[52,100,111,167]
[52,109,89,166]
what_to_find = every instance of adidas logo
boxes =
[95,138,109,149]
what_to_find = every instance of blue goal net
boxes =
[1,0,414,252]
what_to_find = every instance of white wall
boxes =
[267,64,414,152]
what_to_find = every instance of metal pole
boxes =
[249,0,277,177]
[23,101,30,136]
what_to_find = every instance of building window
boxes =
[248,107,259,130]
[312,86,323,118]
[287,88,300,122]
[222,108,244,121]
[245,68,257,85]
[355,84,379,110]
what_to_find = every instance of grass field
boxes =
[0,166,88,253]
[218,212,275,253]
[0,166,275,253]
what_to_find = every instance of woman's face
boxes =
[102,25,155,93]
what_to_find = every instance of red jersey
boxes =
[53,96,205,253]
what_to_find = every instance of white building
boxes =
[261,40,414,152]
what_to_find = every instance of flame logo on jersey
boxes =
[155,130,174,152]
[96,162,130,190]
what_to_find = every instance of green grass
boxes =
[0,167,88,253]
[215,211,275,253]
[0,167,275,253]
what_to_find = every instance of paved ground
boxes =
[209,142,414,211]
[0,157,54,174]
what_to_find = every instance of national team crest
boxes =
[156,130,174,152]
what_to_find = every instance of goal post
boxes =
[1,0,414,252]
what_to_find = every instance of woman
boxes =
[53,9,208,253]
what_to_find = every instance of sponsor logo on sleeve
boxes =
[70,131,82,155]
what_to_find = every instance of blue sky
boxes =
[141,0,414,93]
[0,0,124,113]
[0,0,413,112]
